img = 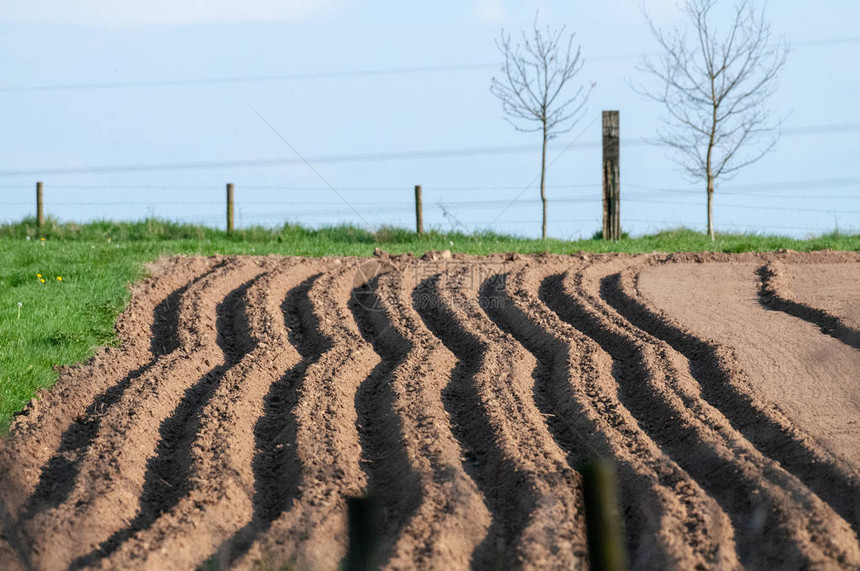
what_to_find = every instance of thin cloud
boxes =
[612,0,683,25]
[0,0,348,27]
[474,0,512,25]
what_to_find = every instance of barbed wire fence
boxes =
[1,119,857,238]
[1,176,856,239]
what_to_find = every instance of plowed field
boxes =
[1,250,858,570]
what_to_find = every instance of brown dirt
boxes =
[639,258,860,469]
[780,262,860,331]
[1,251,858,570]
[760,260,860,348]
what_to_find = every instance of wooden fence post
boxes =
[414,184,424,236]
[602,111,621,241]
[36,181,44,231]
[226,183,234,235]
[581,458,628,571]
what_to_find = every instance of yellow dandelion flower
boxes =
[36,273,42,278]
[40,278,45,283]
[57,276,63,281]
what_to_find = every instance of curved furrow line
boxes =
[415,266,586,569]
[89,259,326,570]
[545,259,860,569]
[604,263,860,536]
[208,270,330,567]
[758,261,860,350]
[352,269,493,568]
[348,276,424,566]
[413,271,537,569]
[637,259,860,479]
[481,262,737,569]
[69,270,265,570]
[236,264,377,571]
[17,260,226,527]
[20,257,267,571]
[365,270,490,569]
[0,256,220,518]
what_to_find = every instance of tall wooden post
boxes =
[36,181,44,231]
[226,183,234,235]
[602,111,621,241]
[414,184,424,236]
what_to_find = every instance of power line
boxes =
[2,194,854,210]
[2,181,855,199]
[781,123,860,136]
[0,179,851,194]
[460,218,598,225]
[628,175,860,195]
[631,190,860,200]
[793,36,860,47]
[0,197,597,207]
[2,178,856,203]
[2,36,858,94]
[625,198,860,214]
[2,122,858,177]
[0,63,496,94]
[3,183,597,191]
[0,146,539,176]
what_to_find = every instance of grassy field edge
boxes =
[1,217,857,430]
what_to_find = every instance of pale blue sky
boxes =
[1,1,858,238]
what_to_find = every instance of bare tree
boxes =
[639,0,788,240]
[491,18,592,240]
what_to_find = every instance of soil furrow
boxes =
[68,271,264,570]
[17,262,224,526]
[95,260,324,570]
[413,272,530,569]
[235,264,377,570]
[0,499,31,571]
[758,261,860,350]
[205,269,328,568]
[544,259,860,568]
[481,262,736,569]
[415,266,586,569]
[251,273,325,527]
[19,258,266,571]
[364,268,490,569]
[0,257,219,519]
[348,276,423,566]
[603,264,860,536]
[2,252,858,569]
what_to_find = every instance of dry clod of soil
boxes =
[420,250,452,261]
[1,251,859,570]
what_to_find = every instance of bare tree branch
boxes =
[490,15,593,239]
[636,0,788,239]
